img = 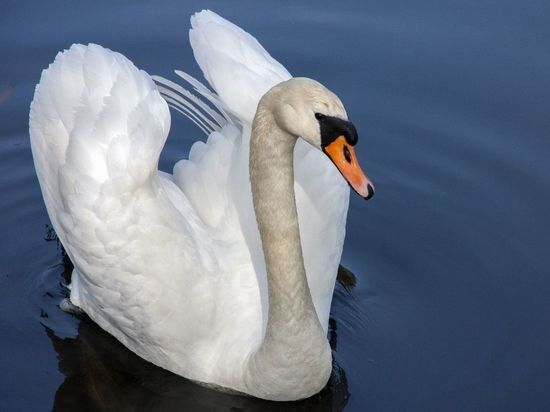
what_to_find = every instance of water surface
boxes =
[1,1,550,411]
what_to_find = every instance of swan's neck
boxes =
[245,104,331,400]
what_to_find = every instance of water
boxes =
[1,1,550,410]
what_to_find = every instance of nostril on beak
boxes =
[365,184,375,201]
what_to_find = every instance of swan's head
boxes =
[267,77,374,200]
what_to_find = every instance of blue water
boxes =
[1,1,550,410]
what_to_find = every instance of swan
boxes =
[29,10,374,401]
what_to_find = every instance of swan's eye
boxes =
[315,113,326,121]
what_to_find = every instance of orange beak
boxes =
[323,136,375,200]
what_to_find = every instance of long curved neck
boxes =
[245,102,331,400]
[250,109,315,334]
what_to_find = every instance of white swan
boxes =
[29,10,374,401]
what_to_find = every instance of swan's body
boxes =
[29,11,373,401]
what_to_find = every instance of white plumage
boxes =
[30,10,351,400]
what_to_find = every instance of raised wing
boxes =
[190,9,291,123]
[30,44,170,252]
[155,10,349,331]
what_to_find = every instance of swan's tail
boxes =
[29,43,170,249]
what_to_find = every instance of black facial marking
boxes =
[343,145,352,163]
[316,114,358,148]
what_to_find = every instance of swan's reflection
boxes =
[44,245,353,411]
[46,320,349,411]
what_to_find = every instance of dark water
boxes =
[2,1,550,411]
